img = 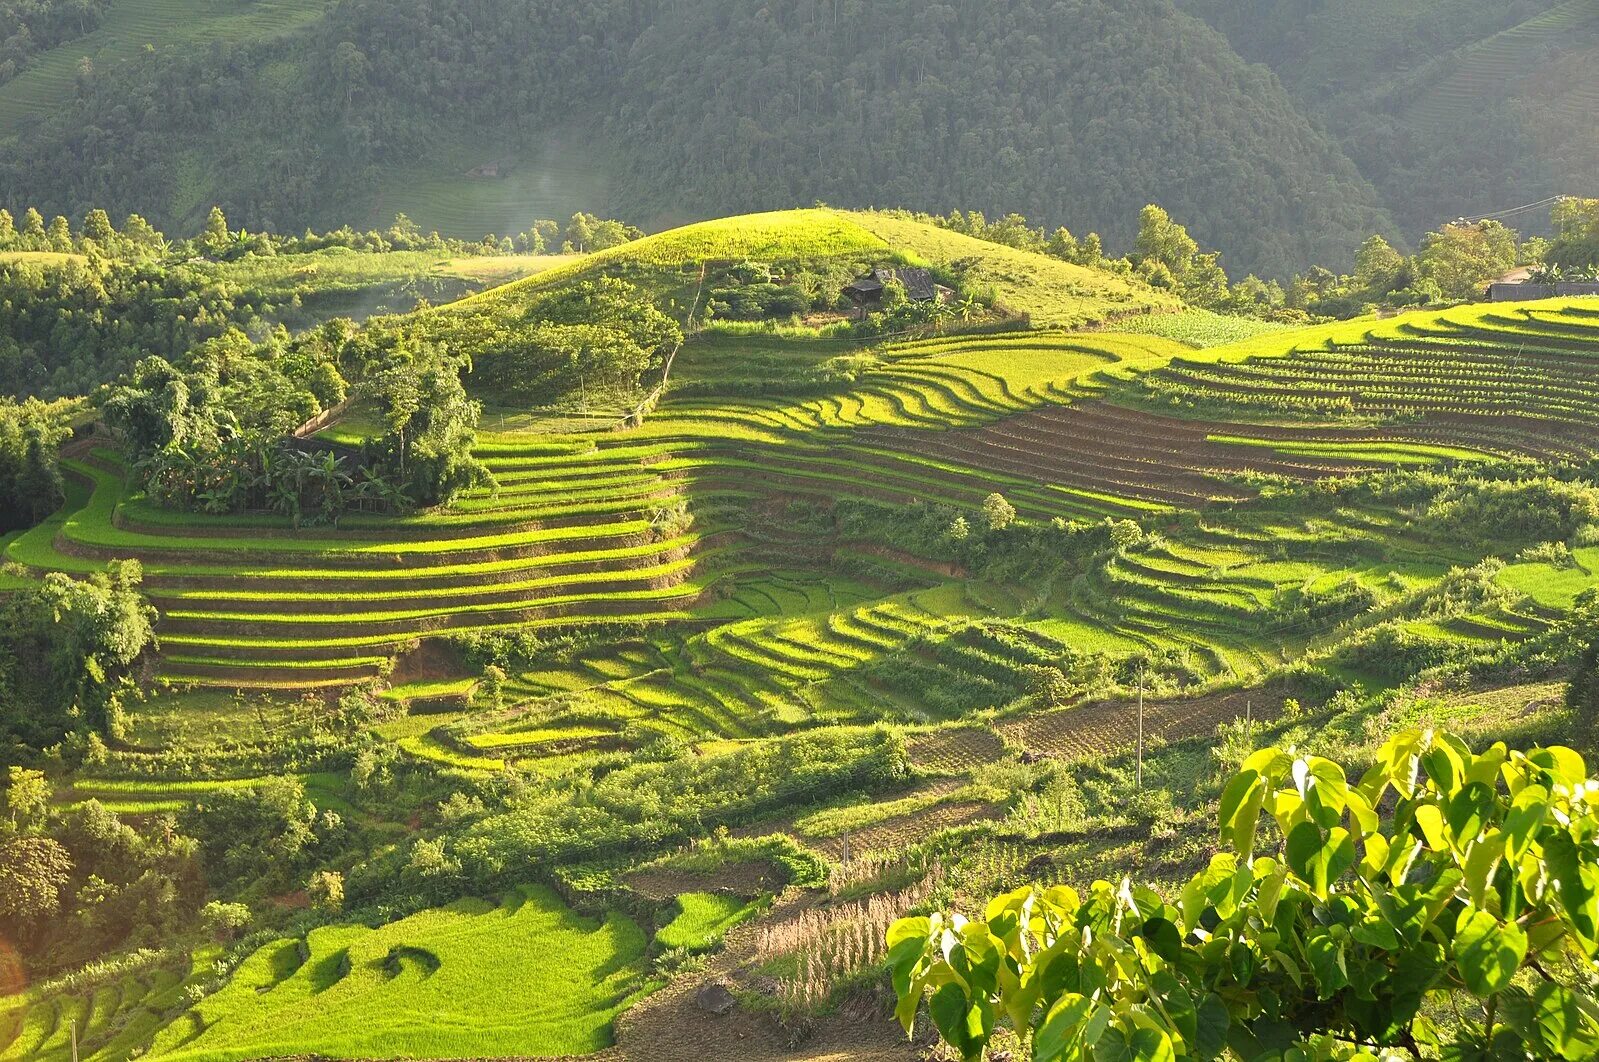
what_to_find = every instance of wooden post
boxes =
[71,1017,79,1062]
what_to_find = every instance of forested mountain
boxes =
[1177,0,1599,235]
[0,0,1387,277]
[0,0,1595,277]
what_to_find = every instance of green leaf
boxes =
[1447,781,1496,843]
[1217,769,1267,859]
[1532,982,1599,1061]
[887,914,931,951]
[1034,992,1095,1062]
[1503,785,1548,858]
[1179,854,1235,934]
[929,982,992,1062]
[1527,746,1587,787]
[1139,916,1182,963]
[1414,803,1450,852]
[1463,830,1507,910]
[1306,932,1349,996]
[1039,945,1084,999]
[1463,743,1508,788]
[1150,970,1197,1047]
[1286,822,1355,895]
[1241,747,1292,782]
[1454,906,1526,998]
[1545,831,1599,947]
[1093,1023,1175,1062]
[1301,756,1349,828]
[1284,820,1325,883]
[1421,742,1464,794]
[1194,994,1230,1061]
[1350,917,1400,950]
[893,971,924,1035]
[887,934,926,984]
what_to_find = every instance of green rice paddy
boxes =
[142,886,647,1061]
[655,892,765,952]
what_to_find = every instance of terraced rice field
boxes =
[11,298,1597,704]
[11,284,1599,1062]
[8,295,1599,804]
[4,328,1191,688]
[1137,299,1599,458]
[1400,0,1599,127]
[0,951,216,1062]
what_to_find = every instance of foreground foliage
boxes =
[890,728,1599,1060]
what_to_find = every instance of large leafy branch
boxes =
[888,728,1599,1060]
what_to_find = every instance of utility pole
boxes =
[1136,665,1145,791]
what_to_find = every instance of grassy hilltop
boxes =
[4,209,1599,1060]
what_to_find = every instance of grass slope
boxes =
[146,886,647,1061]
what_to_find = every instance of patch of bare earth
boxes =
[1001,686,1286,760]
[607,891,921,1062]
[626,859,788,901]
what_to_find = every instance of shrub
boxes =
[200,900,251,941]
[1568,635,1599,748]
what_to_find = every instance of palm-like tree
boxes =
[350,476,381,514]
[308,451,353,526]
[268,449,312,528]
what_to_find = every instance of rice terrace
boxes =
[2,11,1599,1057]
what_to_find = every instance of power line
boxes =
[1456,195,1568,224]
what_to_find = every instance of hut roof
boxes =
[844,266,938,302]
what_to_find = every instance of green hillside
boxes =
[442,209,1176,330]
[4,206,1598,1060]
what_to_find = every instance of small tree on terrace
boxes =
[202,206,230,255]
[1414,220,1518,301]
[3,768,49,831]
[1548,197,1599,273]
[888,728,1599,1060]
[983,492,1016,531]
[307,869,345,912]
[1353,234,1405,290]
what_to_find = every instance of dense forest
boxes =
[2,0,1593,278]
[0,0,1394,277]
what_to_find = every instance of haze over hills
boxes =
[2,0,1594,275]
